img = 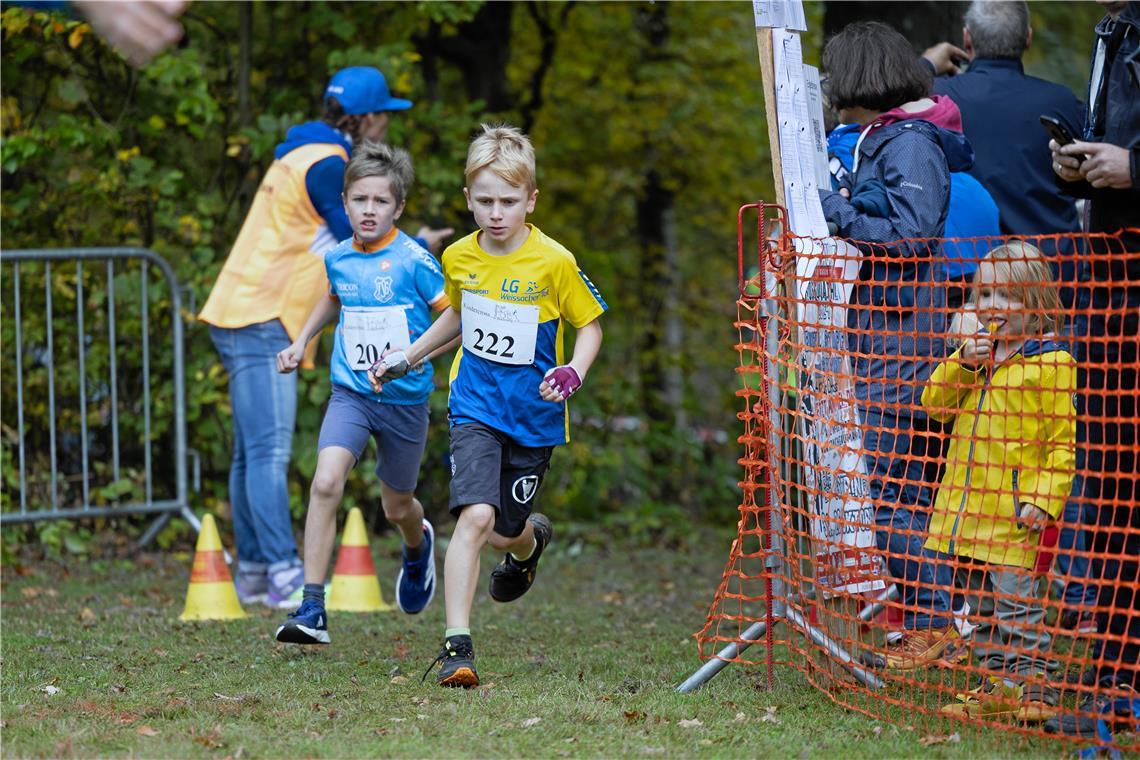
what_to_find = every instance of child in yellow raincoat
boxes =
[921,242,1076,722]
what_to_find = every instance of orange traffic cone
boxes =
[327,507,392,612]
[179,514,246,621]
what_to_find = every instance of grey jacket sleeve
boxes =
[819,131,950,256]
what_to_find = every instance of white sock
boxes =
[511,538,537,562]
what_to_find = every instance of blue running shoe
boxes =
[395,519,436,614]
[275,598,330,645]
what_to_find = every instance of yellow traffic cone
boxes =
[179,514,246,621]
[327,507,392,612]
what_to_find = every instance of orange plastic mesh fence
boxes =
[696,203,1139,749]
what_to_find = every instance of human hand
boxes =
[922,42,970,76]
[367,349,411,393]
[415,226,456,255]
[1069,141,1133,189]
[539,365,582,402]
[1050,139,1085,182]
[959,332,994,367]
[72,0,188,68]
[277,342,305,374]
[1017,502,1050,533]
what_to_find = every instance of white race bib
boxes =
[341,306,410,371]
[461,292,539,365]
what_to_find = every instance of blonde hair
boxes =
[972,241,1063,335]
[344,141,414,204]
[464,123,536,191]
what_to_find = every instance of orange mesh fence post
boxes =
[690,206,1140,752]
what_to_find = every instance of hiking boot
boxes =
[395,518,436,615]
[422,634,479,688]
[489,514,552,603]
[266,563,305,610]
[1064,665,1099,687]
[884,626,959,670]
[275,598,330,645]
[1044,686,1138,738]
[1059,608,1098,634]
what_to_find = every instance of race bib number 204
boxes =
[341,306,410,371]
[461,292,539,365]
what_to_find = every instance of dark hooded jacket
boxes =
[819,95,975,414]
[1062,1,1140,360]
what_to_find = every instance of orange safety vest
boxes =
[199,142,349,352]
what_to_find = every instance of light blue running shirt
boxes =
[325,229,448,405]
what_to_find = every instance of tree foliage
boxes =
[1,1,1101,553]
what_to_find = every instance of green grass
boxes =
[0,532,1093,757]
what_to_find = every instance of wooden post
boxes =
[756,28,786,210]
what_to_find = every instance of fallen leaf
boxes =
[79,608,97,627]
[678,718,703,728]
[111,684,127,694]
[411,697,429,707]
[734,712,747,723]
[760,706,781,725]
[919,732,961,746]
[623,710,645,723]
[522,717,542,728]
[137,725,160,737]
[390,676,409,685]
[214,693,243,702]
[374,728,390,736]
[872,726,883,737]
[40,685,60,696]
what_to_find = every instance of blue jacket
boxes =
[820,109,974,415]
[933,58,1084,241]
[827,123,1001,280]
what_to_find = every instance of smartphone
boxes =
[1039,115,1075,146]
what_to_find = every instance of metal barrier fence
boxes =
[1,247,201,545]
[686,204,1140,752]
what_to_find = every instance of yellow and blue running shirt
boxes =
[443,224,608,446]
[327,228,449,405]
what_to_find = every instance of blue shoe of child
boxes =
[275,598,330,645]
[395,519,436,614]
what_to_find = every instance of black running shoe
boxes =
[489,514,552,603]
[422,634,479,688]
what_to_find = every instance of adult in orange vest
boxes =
[200,67,446,609]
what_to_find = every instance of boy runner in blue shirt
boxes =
[274,142,450,644]
[371,124,607,687]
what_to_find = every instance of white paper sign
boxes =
[793,237,884,595]
[461,291,539,366]
[803,65,833,191]
[753,0,807,31]
[342,306,410,371]
[772,28,829,238]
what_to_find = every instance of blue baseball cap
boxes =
[324,66,413,115]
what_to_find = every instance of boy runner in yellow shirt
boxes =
[371,124,607,687]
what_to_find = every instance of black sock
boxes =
[303,583,325,605]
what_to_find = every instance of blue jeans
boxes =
[862,409,952,630]
[209,320,299,569]
[1056,494,1097,608]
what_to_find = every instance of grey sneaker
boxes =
[266,564,305,610]
[234,570,268,606]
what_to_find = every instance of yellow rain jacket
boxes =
[921,339,1077,569]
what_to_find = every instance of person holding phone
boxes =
[1045,0,1140,740]
[923,2,1084,278]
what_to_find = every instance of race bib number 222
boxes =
[461,292,539,365]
